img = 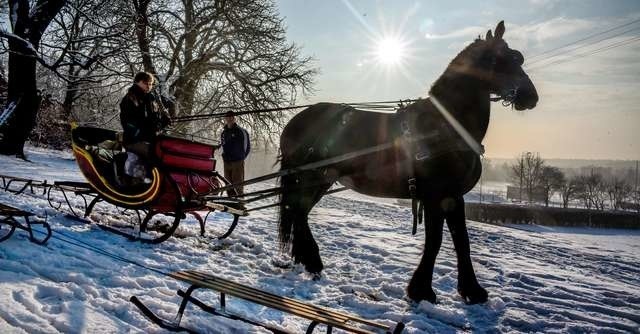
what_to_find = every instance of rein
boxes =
[170,99,423,123]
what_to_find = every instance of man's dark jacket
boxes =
[221,123,250,162]
[119,84,170,146]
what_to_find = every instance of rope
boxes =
[31,225,172,277]
[163,129,220,145]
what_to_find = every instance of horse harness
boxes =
[295,101,483,235]
[396,101,484,235]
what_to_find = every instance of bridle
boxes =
[489,47,525,108]
[490,85,518,107]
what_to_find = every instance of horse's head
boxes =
[482,21,538,110]
[451,21,538,111]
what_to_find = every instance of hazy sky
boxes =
[275,0,640,160]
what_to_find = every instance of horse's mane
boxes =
[451,38,489,65]
[429,38,493,97]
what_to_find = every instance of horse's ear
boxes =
[494,21,505,39]
[486,30,493,40]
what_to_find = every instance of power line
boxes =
[527,34,640,71]
[527,17,640,61]
[526,24,640,67]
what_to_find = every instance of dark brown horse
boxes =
[277,21,538,304]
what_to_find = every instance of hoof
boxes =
[457,284,488,304]
[304,259,324,275]
[293,254,324,275]
[407,283,437,304]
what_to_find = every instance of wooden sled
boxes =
[0,203,51,244]
[131,270,405,334]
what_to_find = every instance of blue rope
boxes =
[30,227,172,278]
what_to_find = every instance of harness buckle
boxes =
[407,177,417,194]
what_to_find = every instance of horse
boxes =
[277,21,538,304]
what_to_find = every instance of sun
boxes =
[374,36,407,66]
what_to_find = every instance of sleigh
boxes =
[48,125,246,243]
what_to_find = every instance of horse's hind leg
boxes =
[445,196,488,304]
[407,199,444,303]
[278,170,332,274]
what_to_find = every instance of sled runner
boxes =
[0,202,51,244]
[0,174,48,195]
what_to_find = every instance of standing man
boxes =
[221,111,250,196]
[119,72,171,180]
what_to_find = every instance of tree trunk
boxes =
[544,192,550,207]
[133,0,157,75]
[0,42,41,157]
[62,66,79,119]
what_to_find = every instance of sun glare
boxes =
[375,36,406,66]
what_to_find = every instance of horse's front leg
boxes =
[407,200,444,303]
[283,172,333,275]
[445,196,488,304]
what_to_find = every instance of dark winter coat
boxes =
[221,123,250,162]
[119,84,170,146]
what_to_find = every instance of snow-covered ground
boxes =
[0,147,639,333]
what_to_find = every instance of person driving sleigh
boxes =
[119,71,171,183]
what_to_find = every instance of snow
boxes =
[0,146,639,333]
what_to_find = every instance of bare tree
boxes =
[42,0,132,120]
[1,0,140,149]
[510,152,545,203]
[632,189,640,213]
[0,0,66,158]
[574,170,607,210]
[128,0,317,141]
[604,177,632,211]
[539,166,564,207]
[559,176,579,208]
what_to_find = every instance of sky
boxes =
[275,0,640,161]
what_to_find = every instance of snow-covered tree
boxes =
[126,0,317,141]
[0,0,66,158]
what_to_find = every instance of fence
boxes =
[465,202,640,229]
